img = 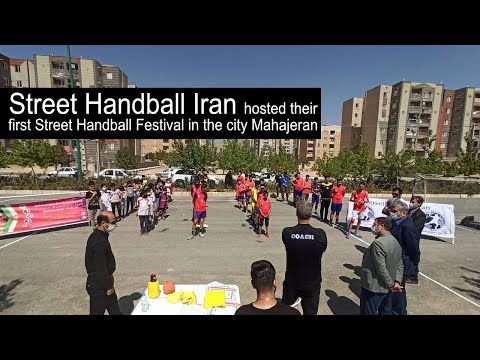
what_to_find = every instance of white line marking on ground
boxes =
[0,192,81,200]
[456,225,480,234]
[345,231,480,309]
[0,232,38,251]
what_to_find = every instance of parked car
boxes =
[48,167,78,178]
[155,168,196,186]
[260,173,276,183]
[94,168,131,180]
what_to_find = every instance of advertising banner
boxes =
[0,197,88,236]
[346,198,455,239]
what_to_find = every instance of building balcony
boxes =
[405,132,417,137]
[410,93,433,101]
[408,106,421,113]
[472,110,480,118]
[474,97,480,104]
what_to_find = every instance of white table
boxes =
[131,284,241,315]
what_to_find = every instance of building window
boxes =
[16,80,22,87]
[391,103,397,110]
[354,113,358,118]
[106,73,113,80]
[51,62,64,70]
[444,120,449,125]
[323,144,327,148]
[163,145,169,151]
[393,90,398,97]
[4,79,9,86]
[330,130,336,135]
[442,131,448,137]
[446,96,451,102]
[53,78,64,86]
[355,103,359,108]
[110,143,115,150]
[383,92,388,98]
[15,65,21,72]
[446,108,451,114]
[354,123,358,127]
[440,143,446,149]
[329,144,334,148]
[2,62,7,69]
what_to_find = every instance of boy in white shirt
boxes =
[136,190,152,236]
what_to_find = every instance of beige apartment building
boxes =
[297,139,316,164]
[447,87,480,159]
[340,97,363,151]
[387,81,444,157]
[360,85,392,158]
[316,125,341,158]
[141,139,186,158]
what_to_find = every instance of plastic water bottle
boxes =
[141,292,149,312]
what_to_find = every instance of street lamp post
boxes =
[67,45,83,181]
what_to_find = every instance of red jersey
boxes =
[332,185,345,204]
[294,178,304,191]
[194,192,207,212]
[352,190,368,212]
[257,197,271,218]
[245,180,254,196]
[238,175,245,184]
[236,183,245,196]
[303,180,312,194]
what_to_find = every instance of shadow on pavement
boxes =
[354,245,368,254]
[451,287,480,301]
[340,263,362,299]
[325,289,359,315]
[118,292,143,315]
[459,267,480,275]
[0,279,23,312]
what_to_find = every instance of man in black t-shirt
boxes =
[281,201,327,315]
[320,177,333,222]
[235,260,300,315]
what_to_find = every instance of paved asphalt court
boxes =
[0,193,479,315]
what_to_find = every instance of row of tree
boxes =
[0,140,72,175]
[146,140,299,174]
[314,133,480,179]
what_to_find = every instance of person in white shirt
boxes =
[165,178,173,202]
[382,186,409,216]
[136,190,152,236]
[100,184,112,212]
[109,184,122,220]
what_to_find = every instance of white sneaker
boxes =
[199,232,205,238]
[203,224,209,228]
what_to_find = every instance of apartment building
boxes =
[435,89,455,157]
[141,139,186,159]
[447,87,480,160]
[0,54,11,88]
[360,85,392,158]
[297,139,316,163]
[340,97,363,151]
[387,81,443,157]
[251,139,297,156]
[316,125,341,158]
[9,58,36,88]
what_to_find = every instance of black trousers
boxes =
[320,199,331,220]
[86,281,122,315]
[139,215,149,232]
[126,197,134,214]
[282,280,321,315]
[111,202,122,218]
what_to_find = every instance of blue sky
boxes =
[1,45,479,124]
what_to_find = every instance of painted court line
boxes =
[345,230,480,309]
[0,232,38,251]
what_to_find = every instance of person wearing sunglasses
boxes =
[85,211,122,315]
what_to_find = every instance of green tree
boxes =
[115,147,140,169]
[379,148,415,178]
[456,131,480,176]
[10,140,52,176]
[218,140,260,174]
[0,145,9,169]
[336,148,356,178]
[166,140,218,172]
[351,141,374,179]
[266,146,298,175]
[313,154,342,179]
[443,161,460,177]
[48,143,72,169]
[415,132,444,175]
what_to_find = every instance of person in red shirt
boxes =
[302,175,312,201]
[188,183,208,240]
[191,176,202,224]
[257,190,271,239]
[236,179,246,210]
[292,173,304,207]
[330,178,346,226]
[347,181,370,239]
[245,175,254,216]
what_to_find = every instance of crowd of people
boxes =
[84,169,427,316]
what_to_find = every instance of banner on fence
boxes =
[346,198,455,239]
[0,197,88,236]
